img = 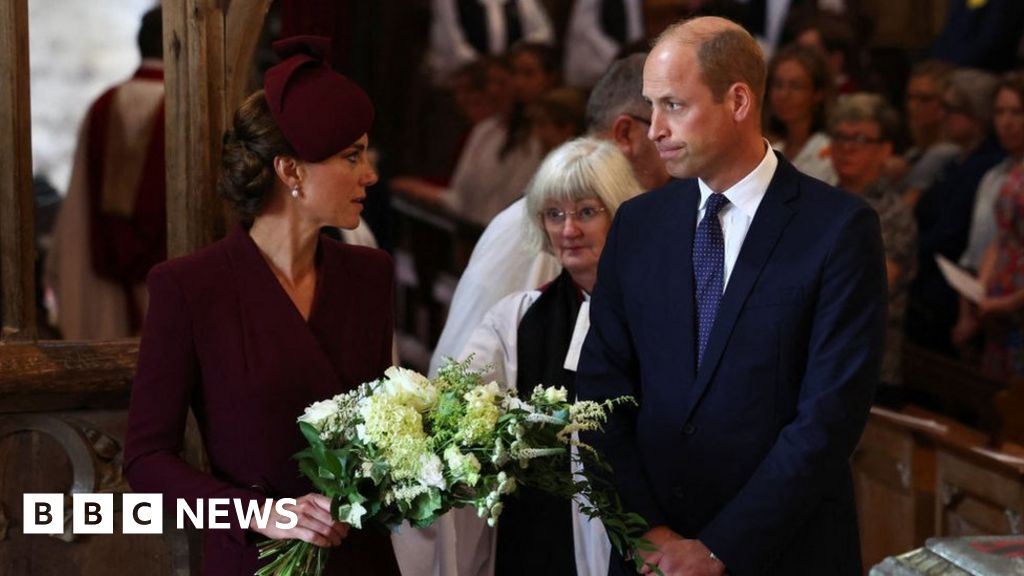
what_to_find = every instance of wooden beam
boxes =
[0,0,35,342]
[0,340,137,413]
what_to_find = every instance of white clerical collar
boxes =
[698,139,778,220]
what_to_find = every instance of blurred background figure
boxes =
[563,0,644,88]
[829,93,918,406]
[529,86,588,154]
[953,73,1024,377]
[897,60,959,208]
[45,5,165,340]
[392,43,561,226]
[931,0,1024,73]
[766,43,837,184]
[428,0,553,83]
[907,68,1005,357]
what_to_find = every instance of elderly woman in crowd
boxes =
[457,137,643,576]
[766,43,838,185]
[828,93,918,405]
[124,37,400,575]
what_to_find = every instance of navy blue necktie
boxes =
[694,193,730,369]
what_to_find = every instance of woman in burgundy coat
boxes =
[124,36,401,575]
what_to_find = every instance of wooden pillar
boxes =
[0,0,35,342]
[163,0,227,258]
[162,0,270,258]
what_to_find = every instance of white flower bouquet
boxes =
[255,357,653,576]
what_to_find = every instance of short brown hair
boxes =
[767,43,834,135]
[656,17,766,107]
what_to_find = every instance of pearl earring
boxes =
[291,187,300,199]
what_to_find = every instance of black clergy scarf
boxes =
[495,268,582,575]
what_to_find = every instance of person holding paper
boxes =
[953,72,1024,376]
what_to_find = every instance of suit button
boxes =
[683,423,696,435]
[673,485,685,499]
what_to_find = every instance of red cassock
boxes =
[125,226,401,575]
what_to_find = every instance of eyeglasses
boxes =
[540,206,608,226]
[830,131,884,146]
[626,113,651,126]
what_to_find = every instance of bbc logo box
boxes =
[23,493,163,535]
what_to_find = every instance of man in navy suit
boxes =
[577,16,887,576]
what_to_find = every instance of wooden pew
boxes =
[901,343,1007,435]
[390,195,484,369]
[855,396,1024,573]
[853,406,986,570]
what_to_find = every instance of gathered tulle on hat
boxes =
[263,35,374,162]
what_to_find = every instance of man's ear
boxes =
[729,83,756,123]
[610,114,636,155]
[273,154,302,189]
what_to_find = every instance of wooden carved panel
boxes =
[0,411,190,575]
[852,409,938,570]
[935,449,1024,537]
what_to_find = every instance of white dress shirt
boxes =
[696,142,778,290]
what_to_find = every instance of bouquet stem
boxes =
[256,539,327,576]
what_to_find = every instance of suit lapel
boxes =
[680,158,800,426]
[662,180,700,379]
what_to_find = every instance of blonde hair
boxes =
[522,137,643,254]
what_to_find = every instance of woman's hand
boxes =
[978,293,1024,319]
[250,493,349,548]
[952,297,980,348]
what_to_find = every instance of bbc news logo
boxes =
[23,494,298,535]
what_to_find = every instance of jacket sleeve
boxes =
[124,264,263,545]
[577,207,669,529]
[699,205,887,574]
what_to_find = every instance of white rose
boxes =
[297,399,338,431]
[418,454,446,489]
[465,381,502,409]
[544,386,568,404]
[383,366,438,412]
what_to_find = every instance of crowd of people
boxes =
[32,2,1024,575]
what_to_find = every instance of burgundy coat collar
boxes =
[222,226,344,403]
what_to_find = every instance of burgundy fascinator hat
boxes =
[263,35,375,162]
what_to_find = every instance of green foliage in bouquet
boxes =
[256,357,657,576]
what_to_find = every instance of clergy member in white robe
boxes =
[455,138,642,576]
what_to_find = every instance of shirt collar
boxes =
[698,139,778,219]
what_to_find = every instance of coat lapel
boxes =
[680,158,800,426]
[224,227,343,403]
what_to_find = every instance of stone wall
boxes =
[28,0,156,194]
